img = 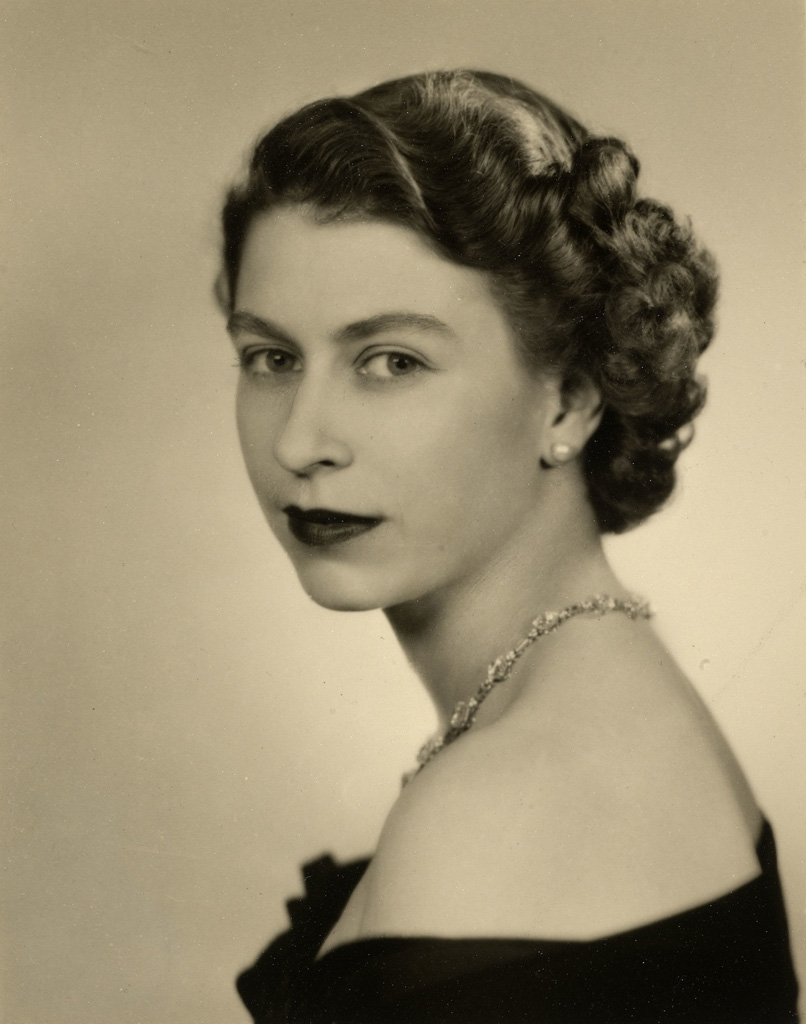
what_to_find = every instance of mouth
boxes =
[282,505,383,547]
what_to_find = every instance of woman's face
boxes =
[231,206,555,612]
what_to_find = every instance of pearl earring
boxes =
[550,442,574,464]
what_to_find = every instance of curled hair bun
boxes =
[560,137,718,530]
[605,219,716,407]
[566,137,640,235]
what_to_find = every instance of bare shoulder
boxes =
[359,640,763,942]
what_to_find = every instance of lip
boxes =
[282,505,383,548]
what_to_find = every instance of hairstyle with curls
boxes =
[219,70,718,533]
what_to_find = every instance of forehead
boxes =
[235,206,506,334]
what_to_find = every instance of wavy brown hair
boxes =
[219,70,718,533]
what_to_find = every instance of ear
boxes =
[539,375,603,468]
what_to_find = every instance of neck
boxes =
[384,488,626,727]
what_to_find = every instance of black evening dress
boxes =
[237,818,799,1023]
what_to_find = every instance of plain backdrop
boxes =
[2,1,804,1021]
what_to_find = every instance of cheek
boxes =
[378,387,540,525]
[235,387,283,492]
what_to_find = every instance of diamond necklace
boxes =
[404,593,651,785]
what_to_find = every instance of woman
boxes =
[219,71,798,1022]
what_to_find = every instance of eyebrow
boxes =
[226,310,456,345]
[226,311,294,345]
[335,312,456,343]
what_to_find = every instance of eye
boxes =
[358,351,425,380]
[239,347,302,376]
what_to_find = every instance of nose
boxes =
[272,375,353,477]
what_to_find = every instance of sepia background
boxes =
[2,1,804,1020]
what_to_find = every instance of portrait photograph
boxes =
[3,1,804,1021]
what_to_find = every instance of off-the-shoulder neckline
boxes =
[313,817,774,966]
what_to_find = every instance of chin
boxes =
[304,588,382,613]
[293,561,393,613]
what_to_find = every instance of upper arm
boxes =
[358,725,762,942]
[361,739,552,938]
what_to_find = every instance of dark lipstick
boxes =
[283,506,382,547]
